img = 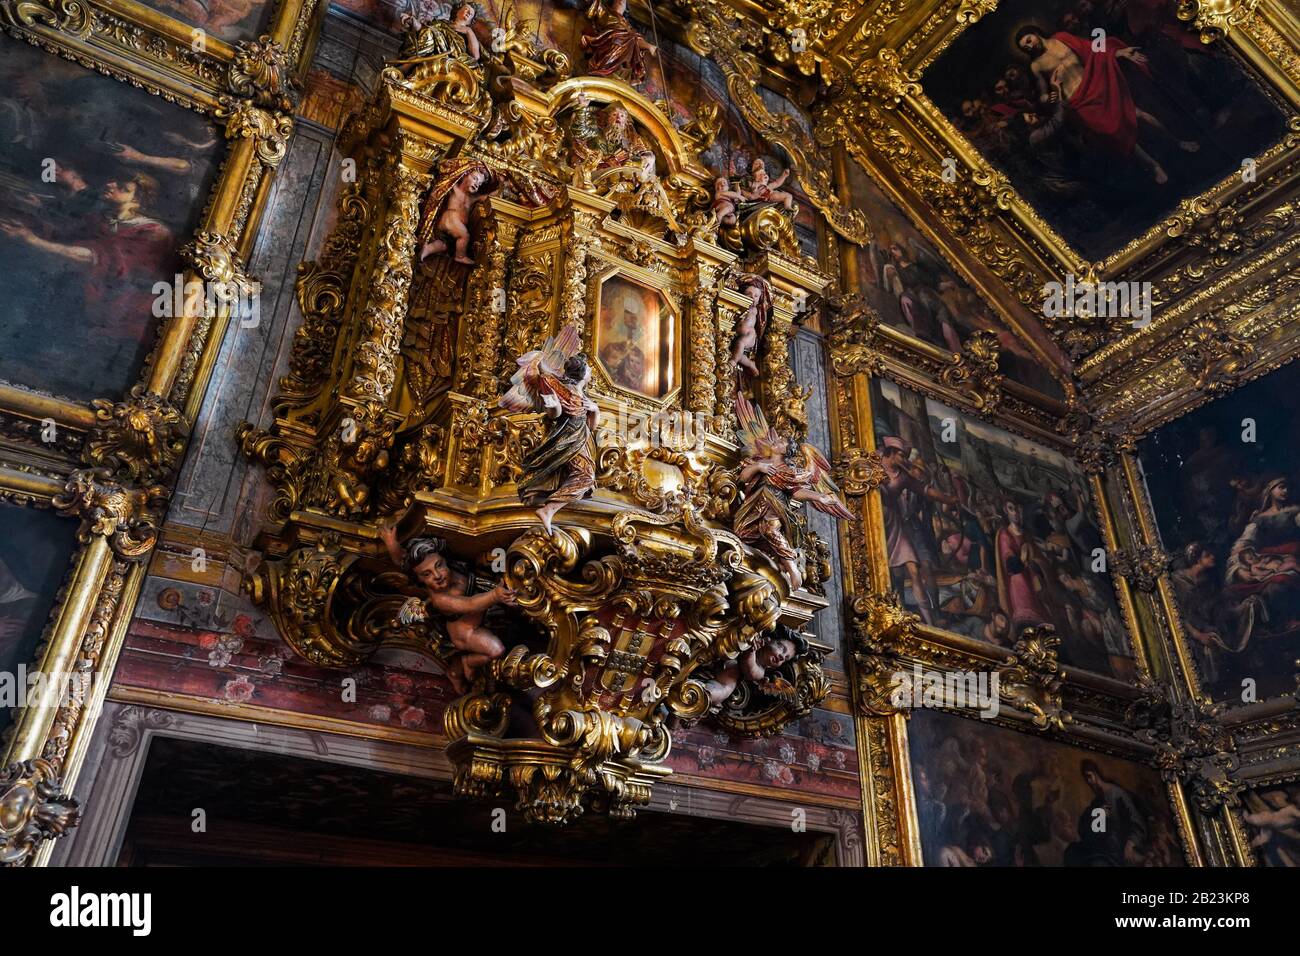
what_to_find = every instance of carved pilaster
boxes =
[344,162,431,404]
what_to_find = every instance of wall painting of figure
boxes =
[845,160,1064,398]
[0,39,223,402]
[922,0,1288,261]
[872,378,1132,678]
[0,502,80,738]
[140,0,276,43]
[1140,364,1300,703]
[909,709,1184,866]
[1241,780,1300,866]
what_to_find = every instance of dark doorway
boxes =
[117,737,835,866]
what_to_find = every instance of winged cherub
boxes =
[378,528,516,692]
[703,628,808,707]
[417,157,499,265]
[498,324,599,534]
[733,393,852,590]
[730,274,772,379]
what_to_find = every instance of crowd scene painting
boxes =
[910,710,1185,866]
[845,160,1063,398]
[923,0,1288,261]
[873,379,1133,678]
[1242,781,1300,866]
[0,503,79,737]
[1141,367,1300,703]
[0,39,222,401]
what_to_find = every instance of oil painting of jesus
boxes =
[923,0,1288,261]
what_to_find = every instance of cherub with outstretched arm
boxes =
[703,630,805,706]
[418,157,499,265]
[730,274,772,379]
[744,158,795,212]
[498,324,599,534]
[732,393,852,590]
[379,525,516,692]
[712,175,747,226]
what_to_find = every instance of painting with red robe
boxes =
[0,503,80,738]
[1139,364,1300,704]
[0,39,222,402]
[908,709,1184,866]
[872,378,1133,679]
[844,160,1064,399]
[139,0,275,43]
[922,0,1288,261]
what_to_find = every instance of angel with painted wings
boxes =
[733,393,852,590]
[499,324,599,533]
[703,628,808,708]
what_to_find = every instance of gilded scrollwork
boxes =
[215,99,294,169]
[1177,317,1257,395]
[0,758,80,867]
[938,329,1003,415]
[1113,544,1172,594]
[1176,0,1263,42]
[228,35,300,112]
[677,0,871,246]
[53,469,168,561]
[83,386,187,484]
[997,626,1072,732]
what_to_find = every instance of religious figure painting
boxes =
[845,160,1063,399]
[140,0,275,43]
[0,503,79,738]
[1139,365,1300,704]
[872,379,1133,678]
[595,274,676,400]
[922,0,1289,261]
[909,709,1184,866]
[1241,780,1300,866]
[0,39,222,402]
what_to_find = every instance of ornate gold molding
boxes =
[0,758,80,867]
[1177,0,1264,42]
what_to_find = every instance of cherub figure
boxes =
[733,393,852,590]
[379,527,516,692]
[744,158,795,212]
[703,628,807,706]
[730,274,772,379]
[417,158,499,264]
[498,324,599,533]
[712,175,747,227]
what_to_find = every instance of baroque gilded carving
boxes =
[1131,687,1243,813]
[83,385,186,484]
[1176,317,1256,395]
[938,329,1003,415]
[228,35,300,112]
[235,51,843,823]
[0,759,80,867]
[997,626,1072,732]
[53,469,168,561]
[1176,0,1263,42]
